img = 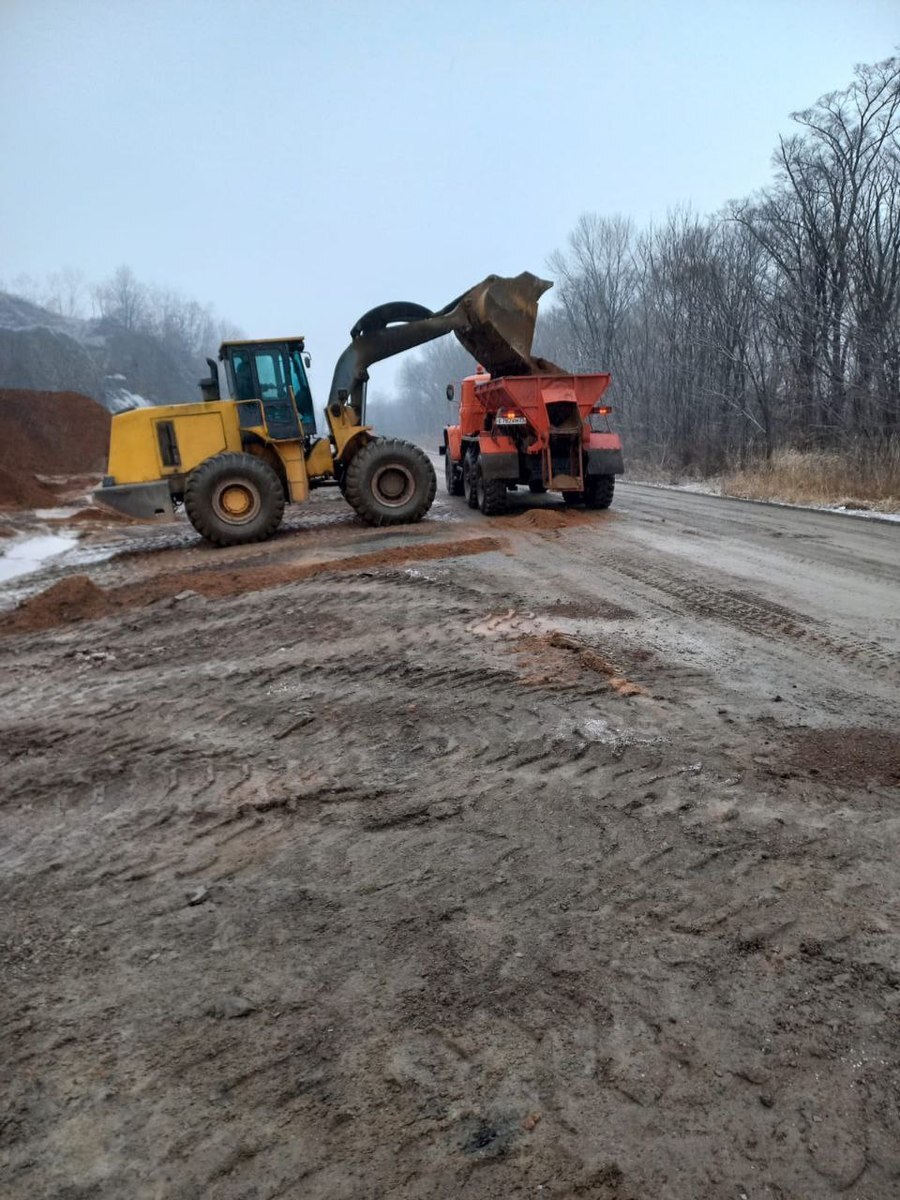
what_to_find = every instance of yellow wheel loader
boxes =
[94,273,556,546]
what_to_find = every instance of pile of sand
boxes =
[0,389,111,509]
[6,575,116,635]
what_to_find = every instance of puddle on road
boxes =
[0,535,120,612]
[33,507,80,520]
[0,534,79,583]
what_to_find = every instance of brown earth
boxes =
[1,483,899,1199]
[0,388,110,509]
[3,535,503,637]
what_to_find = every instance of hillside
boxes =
[0,292,206,412]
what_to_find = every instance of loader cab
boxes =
[220,338,316,438]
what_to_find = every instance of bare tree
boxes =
[92,265,148,330]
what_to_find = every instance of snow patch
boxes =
[103,376,151,413]
[624,480,900,524]
[0,534,78,584]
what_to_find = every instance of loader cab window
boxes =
[252,349,289,400]
[232,350,256,401]
[251,348,299,440]
[228,344,313,439]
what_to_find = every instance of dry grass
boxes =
[722,440,900,511]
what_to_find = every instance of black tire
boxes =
[528,480,547,494]
[584,473,615,510]
[445,449,464,496]
[475,462,508,515]
[184,452,285,546]
[343,438,436,526]
[463,451,480,509]
[562,491,583,506]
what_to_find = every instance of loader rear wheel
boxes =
[475,463,508,516]
[584,474,615,509]
[445,450,464,496]
[343,438,436,526]
[463,452,480,509]
[184,452,285,546]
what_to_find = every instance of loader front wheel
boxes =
[344,438,436,526]
[584,474,615,510]
[475,463,508,516]
[184,452,285,546]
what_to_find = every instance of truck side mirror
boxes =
[446,383,455,401]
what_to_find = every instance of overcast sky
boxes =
[1,0,897,396]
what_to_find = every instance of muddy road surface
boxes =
[2,482,899,1199]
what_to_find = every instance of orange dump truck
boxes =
[441,370,624,515]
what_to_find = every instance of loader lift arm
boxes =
[327,271,565,421]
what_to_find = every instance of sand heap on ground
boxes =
[0,389,111,508]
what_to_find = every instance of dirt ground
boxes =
[2,480,899,1199]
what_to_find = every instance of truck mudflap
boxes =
[93,480,176,519]
[585,448,625,476]
[478,452,519,482]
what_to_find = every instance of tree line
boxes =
[2,265,240,364]
[376,56,900,474]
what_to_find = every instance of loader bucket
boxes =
[448,272,564,378]
[327,272,564,416]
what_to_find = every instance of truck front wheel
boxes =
[445,449,464,496]
[184,452,285,546]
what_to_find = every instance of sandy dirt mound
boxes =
[0,468,56,508]
[0,389,110,510]
[67,505,138,525]
[3,536,504,637]
[514,630,647,695]
[10,575,116,632]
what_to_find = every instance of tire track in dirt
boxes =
[4,518,900,1198]
[591,554,898,677]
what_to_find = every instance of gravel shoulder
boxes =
[2,484,899,1199]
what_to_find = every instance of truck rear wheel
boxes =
[584,474,615,509]
[184,452,285,546]
[445,449,464,496]
[343,438,436,526]
[475,462,508,516]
